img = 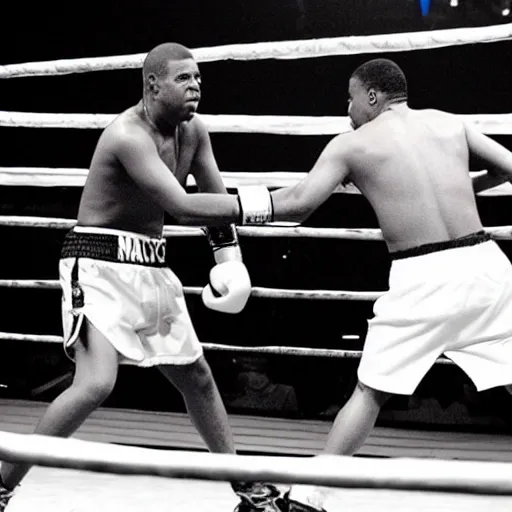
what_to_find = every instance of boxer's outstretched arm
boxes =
[465,123,512,192]
[114,125,238,225]
[270,134,351,223]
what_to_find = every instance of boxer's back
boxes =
[349,106,484,252]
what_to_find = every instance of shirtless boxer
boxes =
[0,43,281,512]
[241,58,512,512]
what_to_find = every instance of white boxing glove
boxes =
[202,260,251,314]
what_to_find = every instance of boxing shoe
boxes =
[267,490,328,512]
[232,482,287,512]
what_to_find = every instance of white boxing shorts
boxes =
[59,226,203,367]
[358,231,512,394]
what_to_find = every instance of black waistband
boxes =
[390,231,492,261]
[61,230,167,267]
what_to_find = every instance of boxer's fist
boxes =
[202,261,251,314]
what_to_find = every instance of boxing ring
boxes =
[1,21,512,511]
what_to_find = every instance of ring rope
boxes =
[0,168,511,197]
[0,168,359,194]
[1,216,512,240]
[1,112,512,135]
[0,279,382,301]
[0,331,366,359]
[0,331,455,365]
[0,431,509,493]
[0,215,387,238]
[1,24,510,79]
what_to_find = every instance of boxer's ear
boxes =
[368,89,377,106]
[147,73,159,94]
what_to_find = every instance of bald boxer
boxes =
[0,42,281,512]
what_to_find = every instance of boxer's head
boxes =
[348,59,407,129]
[143,43,201,123]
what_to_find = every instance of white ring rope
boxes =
[0,279,382,301]
[0,331,455,365]
[0,331,364,359]
[1,24,510,79]
[0,168,512,197]
[1,112,512,135]
[0,168,359,194]
[0,216,512,240]
[0,432,510,493]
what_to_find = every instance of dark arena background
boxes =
[1,0,512,450]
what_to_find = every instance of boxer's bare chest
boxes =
[155,126,194,187]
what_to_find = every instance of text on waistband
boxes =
[117,235,166,264]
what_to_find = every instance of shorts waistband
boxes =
[390,231,492,261]
[61,228,167,267]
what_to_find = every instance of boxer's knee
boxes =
[71,370,116,407]
[160,355,216,395]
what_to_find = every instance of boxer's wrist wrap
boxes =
[237,185,274,225]
[203,224,242,263]
[203,224,239,252]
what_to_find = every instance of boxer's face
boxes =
[155,58,202,121]
[347,76,373,129]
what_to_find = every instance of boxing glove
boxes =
[202,225,251,313]
[202,259,251,314]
